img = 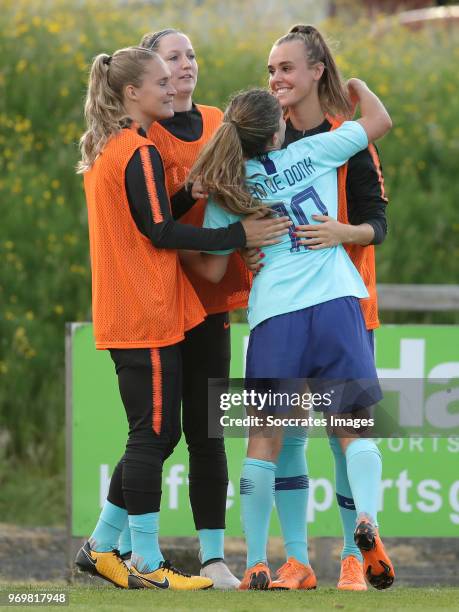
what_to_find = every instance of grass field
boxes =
[1,585,458,611]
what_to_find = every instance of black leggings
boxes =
[181,312,230,530]
[107,346,182,514]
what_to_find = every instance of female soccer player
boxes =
[243,24,389,592]
[268,25,387,590]
[74,45,290,591]
[184,79,393,590]
[134,28,250,589]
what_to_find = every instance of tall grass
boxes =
[1,0,458,516]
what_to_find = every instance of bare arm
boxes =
[348,78,392,142]
[296,217,375,249]
[180,207,291,281]
[179,251,230,284]
[295,138,389,250]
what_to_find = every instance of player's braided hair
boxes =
[275,24,352,119]
[77,46,158,173]
[188,89,282,215]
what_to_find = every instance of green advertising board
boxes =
[67,323,459,538]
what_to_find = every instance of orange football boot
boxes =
[239,562,272,590]
[299,563,317,590]
[271,557,317,590]
[354,517,395,590]
[337,555,367,591]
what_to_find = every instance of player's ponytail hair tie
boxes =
[289,24,317,37]
[102,55,112,66]
[223,119,238,128]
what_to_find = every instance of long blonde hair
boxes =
[188,89,282,215]
[77,46,157,173]
[275,24,352,119]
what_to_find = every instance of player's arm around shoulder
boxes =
[348,78,392,142]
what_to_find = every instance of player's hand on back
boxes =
[295,215,351,249]
[242,208,291,248]
[240,247,264,275]
[190,177,208,200]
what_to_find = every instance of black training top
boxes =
[123,125,245,251]
[158,103,203,142]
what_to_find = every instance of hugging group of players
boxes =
[75,24,394,592]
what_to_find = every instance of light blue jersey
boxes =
[204,121,370,330]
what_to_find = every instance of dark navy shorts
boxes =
[367,329,375,355]
[245,297,382,414]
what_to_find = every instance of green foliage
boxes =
[0,457,65,525]
[0,0,458,481]
[336,21,459,288]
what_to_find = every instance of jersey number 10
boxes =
[271,186,328,252]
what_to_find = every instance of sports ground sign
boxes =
[67,324,459,538]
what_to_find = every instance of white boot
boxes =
[200,560,240,589]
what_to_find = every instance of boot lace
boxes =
[341,557,362,582]
[277,561,298,578]
[161,560,191,577]
[112,549,129,568]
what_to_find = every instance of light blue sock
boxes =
[345,439,382,525]
[198,529,225,564]
[275,433,309,565]
[240,457,276,569]
[118,519,132,556]
[329,436,362,561]
[129,512,164,573]
[89,500,127,552]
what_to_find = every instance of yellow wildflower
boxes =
[47,21,61,34]
[16,59,27,73]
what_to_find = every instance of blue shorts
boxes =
[367,329,374,355]
[245,297,381,414]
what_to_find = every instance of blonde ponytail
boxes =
[77,46,157,173]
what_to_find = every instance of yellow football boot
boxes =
[129,560,213,590]
[75,541,130,588]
